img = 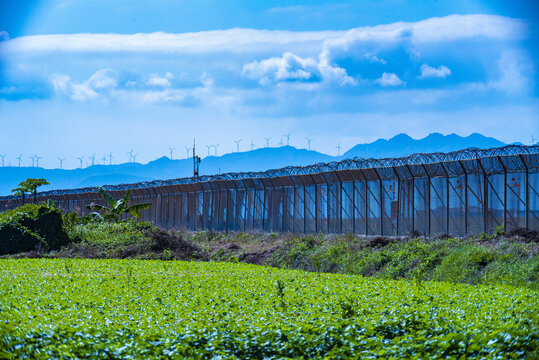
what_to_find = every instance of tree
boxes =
[17,178,50,204]
[87,186,151,222]
[11,186,28,205]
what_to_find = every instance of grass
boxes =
[0,258,537,359]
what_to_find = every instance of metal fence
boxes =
[1,145,538,236]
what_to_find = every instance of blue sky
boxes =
[0,0,538,168]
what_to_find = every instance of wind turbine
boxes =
[250,139,255,150]
[213,144,220,156]
[532,134,537,145]
[264,137,271,148]
[306,137,313,151]
[133,153,138,162]
[108,151,113,165]
[89,154,96,166]
[58,158,65,169]
[336,143,342,156]
[168,147,175,160]
[101,154,107,165]
[278,138,283,147]
[35,155,42,168]
[127,150,134,163]
[184,146,190,159]
[29,156,35,167]
[0,154,6,167]
[16,154,22,167]
[233,139,242,153]
[206,145,212,156]
[77,156,84,169]
[284,133,291,146]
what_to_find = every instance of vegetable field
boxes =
[0,259,537,359]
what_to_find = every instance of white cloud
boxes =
[375,73,404,87]
[419,64,451,79]
[243,52,319,85]
[0,31,9,41]
[1,15,523,55]
[487,51,533,94]
[86,68,118,89]
[147,72,173,87]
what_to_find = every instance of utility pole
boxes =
[264,137,271,148]
[193,139,201,181]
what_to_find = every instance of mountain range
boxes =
[0,133,516,196]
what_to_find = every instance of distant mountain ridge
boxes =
[0,133,516,196]
[343,133,506,159]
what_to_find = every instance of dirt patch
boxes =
[363,236,394,248]
[507,228,539,243]
[147,229,204,259]
[239,247,278,265]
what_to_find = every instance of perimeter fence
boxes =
[1,145,538,236]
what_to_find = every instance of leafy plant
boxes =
[87,187,151,222]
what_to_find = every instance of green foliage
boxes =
[87,187,151,222]
[0,259,537,359]
[68,221,152,248]
[0,204,69,255]
[13,178,50,204]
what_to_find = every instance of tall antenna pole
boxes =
[0,155,5,167]
[306,137,312,151]
[193,138,201,181]
[168,147,174,160]
[336,143,341,156]
[58,158,65,169]
[233,139,242,152]
[284,134,291,146]
[264,137,271,148]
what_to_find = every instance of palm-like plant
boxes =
[87,187,151,222]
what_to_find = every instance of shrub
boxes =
[0,204,69,255]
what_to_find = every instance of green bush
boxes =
[0,204,70,255]
[68,221,152,248]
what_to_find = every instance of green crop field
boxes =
[0,259,537,359]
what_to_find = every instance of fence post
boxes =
[519,154,529,230]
